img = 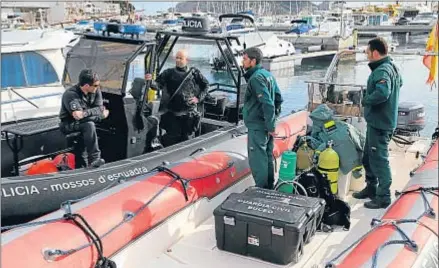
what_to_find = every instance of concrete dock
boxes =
[276,33,355,51]
[256,24,432,34]
[262,50,355,71]
[354,24,432,34]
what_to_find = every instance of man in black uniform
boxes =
[59,69,109,168]
[145,49,209,147]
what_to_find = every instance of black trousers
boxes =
[60,121,101,167]
[143,116,161,152]
[159,111,201,147]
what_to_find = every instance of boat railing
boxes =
[325,48,439,82]
[1,41,30,47]
[304,80,366,118]
[324,49,357,82]
[208,83,238,94]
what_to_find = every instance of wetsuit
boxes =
[152,66,209,147]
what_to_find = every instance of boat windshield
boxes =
[63,38,144,95]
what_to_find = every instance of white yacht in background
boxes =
[210,32,296,71]
[409,12,438,26]
[317,9,355,37]
[255,16,275,27]
[64,19,95,33]
[1,29,77,124]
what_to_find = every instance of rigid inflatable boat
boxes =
[1,17,266,226]
[326,138,438,268]
[1,111,308,268]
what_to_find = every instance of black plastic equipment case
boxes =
[214,192,312,265]
[241,187,326,243]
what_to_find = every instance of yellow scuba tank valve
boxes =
[148,88,157,102]
[145,53,157,103]
[296,138,314,170]
[317,140,340,194]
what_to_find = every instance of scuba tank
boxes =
[148,88,157,102]
[296,138,314,170]
[317,140,340,194]
[277,151,297,193]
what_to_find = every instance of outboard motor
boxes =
[396,101,426,135]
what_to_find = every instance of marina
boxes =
[1,1,438,268]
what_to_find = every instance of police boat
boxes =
[0,16,306,226]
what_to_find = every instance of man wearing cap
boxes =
[59,69,109,168]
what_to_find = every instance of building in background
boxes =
[1,1,121,25]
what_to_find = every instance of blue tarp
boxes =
[286,22,316,34]
[93,22,146,35]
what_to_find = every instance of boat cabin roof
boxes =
[1,29,76,53]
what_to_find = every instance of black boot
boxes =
[90,158,105,168]
[352,184,377,199]
[364,197,391,209]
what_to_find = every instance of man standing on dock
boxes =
[353,37,403,209]
[242,47,283,190]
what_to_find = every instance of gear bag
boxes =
[296,167,351,231]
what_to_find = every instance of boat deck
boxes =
[121,138,432,268]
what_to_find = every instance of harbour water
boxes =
[128,34,438,136]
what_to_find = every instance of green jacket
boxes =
[243,65,282,132]
[363,56,403,131]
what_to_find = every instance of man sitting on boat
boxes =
[145,49,209,147]
[59,69,109,168]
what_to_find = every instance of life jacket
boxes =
[26,159,58,175]
[53,153,76,171]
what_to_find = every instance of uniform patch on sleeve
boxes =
[70,101,80,110]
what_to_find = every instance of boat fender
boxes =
[53,153,75,171]
[325,185,439,267]
[26,159,58,175]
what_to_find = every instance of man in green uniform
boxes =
[353,37,403,209]
[242,47,283,189]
